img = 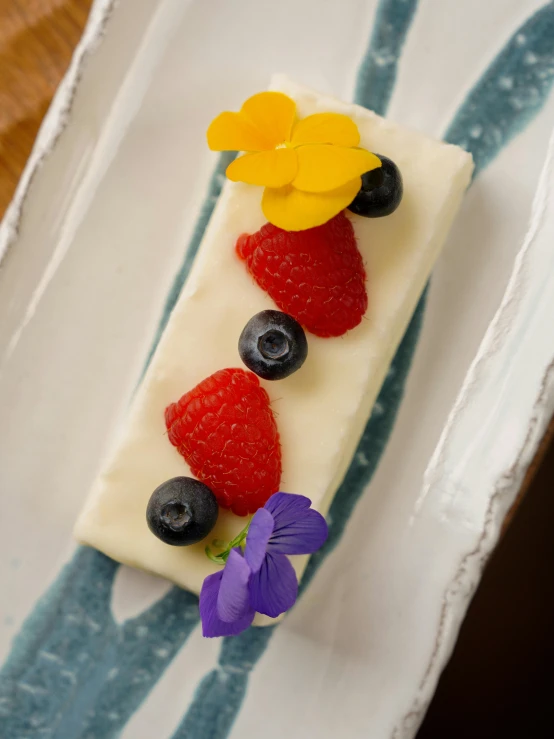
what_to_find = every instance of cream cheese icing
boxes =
[75,77,473,609]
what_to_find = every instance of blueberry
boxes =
[146,477,218,546]
[347,154,403,218]
[239,310,308,381]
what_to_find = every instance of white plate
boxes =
[1,1,554,737]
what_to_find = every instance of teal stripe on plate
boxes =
[354,0,419,116]
[444,1,554,175]
[0,549,199,738]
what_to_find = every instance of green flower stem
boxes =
[205,519,251,566]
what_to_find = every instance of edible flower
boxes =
[200,492,328,637]
[207,91,380,231]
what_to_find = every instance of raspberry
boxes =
[236,211,367,338]
[165,368,281,517]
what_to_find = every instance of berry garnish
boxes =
[236,212,367,338]
[165,368,281,516]
[146,477,218,546]
[239,310,308,381]
[347,154,403,218]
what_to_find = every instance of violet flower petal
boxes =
[248,551,298,618]
[244,507,274,573]
[265,492,311,528]
[217,548,253,623]
[199,569,255,638]
[268,508,328,555]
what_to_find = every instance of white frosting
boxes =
[74,77,473,611]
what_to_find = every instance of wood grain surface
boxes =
[0,0,93,218]
[0,3,552,736]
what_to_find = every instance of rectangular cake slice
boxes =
[75,76,473,603]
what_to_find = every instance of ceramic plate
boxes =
[1,1,554,737]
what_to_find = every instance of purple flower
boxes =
[200,493,328,637]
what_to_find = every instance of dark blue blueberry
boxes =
[146,477,218,546]
[239,310,308,381]
[348,154,403,218]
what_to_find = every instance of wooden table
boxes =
[1,2,552,736]
[0,0,93,217]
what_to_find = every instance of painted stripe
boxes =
[445,1,554,176]
[0,548,199,738]
[354,0,419,116]
[172,627,276,739]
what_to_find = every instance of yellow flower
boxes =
[207,92,381,231]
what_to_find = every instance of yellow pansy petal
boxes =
[241,92,296,149]
[207,111,273,152]
[262,179,361,231]
[292,145,381,193]
[290,113,360,147]
[226,149,298,187]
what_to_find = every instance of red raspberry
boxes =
[165,368,281,517]
[236,211,367,338]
